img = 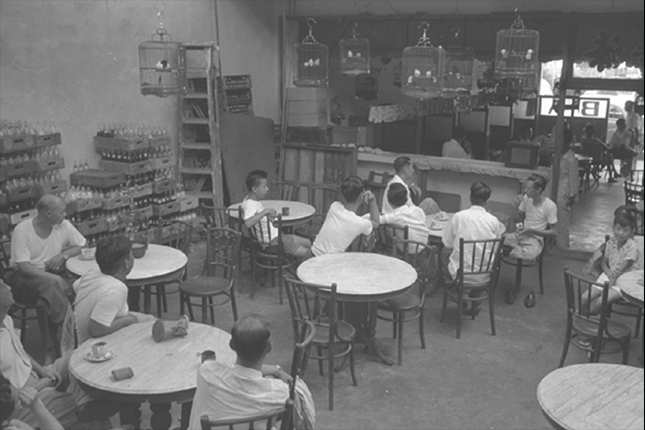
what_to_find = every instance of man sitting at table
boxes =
[441,182,506,316]
[73,235,153,345]
[310,176,379,257]
[188,314,314,429]
[241,170,312,258]
[442,126,472,159]
[503,174,557,302]
[382,156,439,215]
[8,194,86,364]
[380,183,430,253]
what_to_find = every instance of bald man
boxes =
[8,194,86,363]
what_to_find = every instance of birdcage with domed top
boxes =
[293,18,328,88]
[139,27,186,97]
[401,22,445,99]
[494,12,540,92]
[340,23,370,76]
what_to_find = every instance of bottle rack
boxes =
[1,122,67,238]
[218,74,253,115]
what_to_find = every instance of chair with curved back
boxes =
[346,231,376,253]
[249,213,295,304]
[272,180,300,202]
[294,183,339,241]
[440,237,504,339]
[501,236,553,304]
[180,227,241,324]
[145,219,192,317]
[199,205,251,277]
[363,171,393,210]
[283,278,357,411]
[559,269,631,367]
[375,224,409,256]
[377,240,438,364]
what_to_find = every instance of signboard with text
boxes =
[539,97,609,119]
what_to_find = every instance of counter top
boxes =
[358,150,551,182]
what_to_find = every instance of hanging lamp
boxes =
[401,22,445,99]
[494,11,540,94]
[340,22,370,76]
[293,18,329,87]
[138,7,186,97]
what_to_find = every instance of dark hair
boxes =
[340,176,364,203]
[0,374,14,423]
[616,118,626,127]
[393,156,412,174]
[613,208,636,230]
[245,170,268,192]
[96,235,132,275]
[527,174,548,192]
[470,181,491,205]
[584,124,595,137]
[230,314,271,362]
[387,183,408,208]
[453,126,467,139]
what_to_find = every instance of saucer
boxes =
[85,350,113,362]
[429,223,442,231]
[78,254,95,261]
[435,213,450,221]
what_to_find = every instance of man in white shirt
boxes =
[442,182,506,315]
[503,174,558,304]
[608,118,637,178]
[188,314,299,429]
[382,156,439,215]
[379,183,430,253]
[311,176,379,257]
[73,235,152,345]
[625,100,643,149]
[9,194,86,364]
[442,126,472,159]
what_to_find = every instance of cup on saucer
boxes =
[90,341,108,359]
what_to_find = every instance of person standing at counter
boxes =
[382,156,440,215]
[557,130,579,249]
[442,126,472,159]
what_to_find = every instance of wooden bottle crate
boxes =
[35,157,65,173]
[74,218,108,236]
[131,182,153,198]
[0,134,36,154]
[94,136,148,152]
[152,200,181,217]
[151,156,176,170]
[99,160,152,175]
[35,133,62,148]
[179,195,199,212]
[2,161,35,179]
[70,169,126,189]
[66,198,103,215]
[10,208,37,225]
[37,180,67,196]
[4,185,38,203]
[102,194,132,210]
[152,178,177,194]
[148,135,171,148]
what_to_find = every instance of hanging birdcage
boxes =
[401,22,445,99]
[340,23,370,76]
[494,12,540,92]
[139,27,186,97]
[443,47,474,98]
[293,18,329,88]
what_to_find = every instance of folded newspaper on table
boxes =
[152,315,190,342]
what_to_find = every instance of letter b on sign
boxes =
[580,101,600,118]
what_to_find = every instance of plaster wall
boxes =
[0,0,281,179]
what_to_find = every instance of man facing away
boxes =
[502,174,558,303]
[9,194,85,364]
[382,156,440,215]
[441,182,506,316]
[379,183,430,253]
[188,314,309,429]
[73,235,154,345]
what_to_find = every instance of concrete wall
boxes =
[0,0,281,179]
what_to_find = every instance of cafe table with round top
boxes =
[537,363,644,430]
[425,212,454,243]
[69,320,236,430]
[616,269,644,308]
[66,243,188,313]
[228,200,315,227]
[297,252,417,365]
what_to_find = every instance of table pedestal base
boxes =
[150,402,172,430]
[344,302,394,366]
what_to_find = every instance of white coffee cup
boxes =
[91,341,108,358]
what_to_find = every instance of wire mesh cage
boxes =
[443,47,474,98]
[293,18,329,88]
[340,24,370,76]
[139,28,187,97]
[401,23,445,99]
[494,14,540,91]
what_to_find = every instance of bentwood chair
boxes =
[559,269,631,367]
[375,224,409,256]
[377,240,438,364]
[200,205,250,276]
[272,180,300,201]
[501,235,553,304]
[145,220,191,317]
[249,214,295,304]
[295,183,339,241]
[440,238,504,339]
[284,278,357,410]
[364,171,393,210]
[180,227,241,324]
[346,231,376,253]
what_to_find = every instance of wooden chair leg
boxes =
[419,308,426,350]
[397,312,404,365]
[201,298,208,324]
[440,288,448,323]
[328,343,334,410]
[456,290,463,339]
[538,257,544,295]
[230,288,238,322]
[208,297,215,325]
[156,287,163,318]
[489,290,496,336]
[179,292,185,316]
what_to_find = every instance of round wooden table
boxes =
[537,363,644,430]
[228,200,315,227]
[297,253,417,365]
[69,321,236,430]
[66,244,188,313]
[617,269,644,308]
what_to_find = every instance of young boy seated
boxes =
[379,183,430,252]
[241,170,311,258]
[310,176,379,257]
